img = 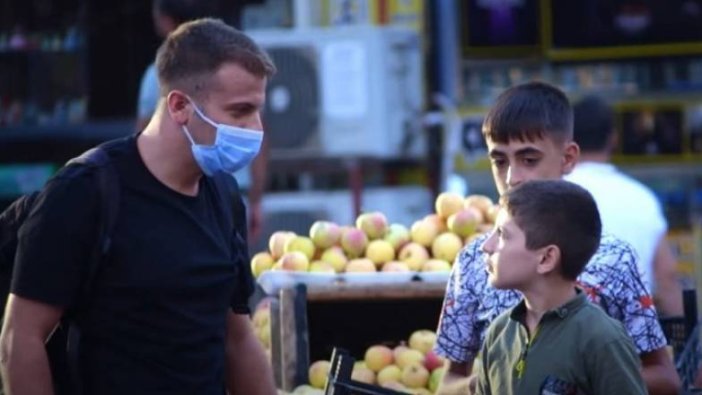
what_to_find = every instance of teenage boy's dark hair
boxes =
[501,180,602,280]
[573,95,614,152]
[156,18,276,98]
[483,81,574,144]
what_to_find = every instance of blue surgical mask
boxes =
[181,102,263,176]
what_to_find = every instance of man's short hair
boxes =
[153,0,217,26]
[573,95,614,152]
[482,81,574,144]
[156,18,276,98]
[501,180,602,280]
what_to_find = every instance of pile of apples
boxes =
[251,193,497,277]
[293,329,445,394]
[253,299,272,360]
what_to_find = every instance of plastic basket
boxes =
[675,323,702,393]
[324,348,409,395]
[661,316,696,357]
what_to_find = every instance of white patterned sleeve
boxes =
[596,239,668,354]
[434,238,486,362]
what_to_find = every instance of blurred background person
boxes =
[566,95,683,316]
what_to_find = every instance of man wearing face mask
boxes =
[137,0,270,245]
[0,19,277,395]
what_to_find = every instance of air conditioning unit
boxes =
[248,26,425,158]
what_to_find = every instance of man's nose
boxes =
[250,112,264,131]
[506,166,524,187]
[481,231,496,254]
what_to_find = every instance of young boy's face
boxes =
[481,209,542,290]
[486,136,579,196]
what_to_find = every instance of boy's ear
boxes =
[536,245,561,276]
[561,142,580,175]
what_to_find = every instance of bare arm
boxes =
[225,311,276,395]
[640,348,681,395]
[0,294,64,395]
[436,360,475,395]
[652,238,683,316]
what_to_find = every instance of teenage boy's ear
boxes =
[536,245,561,275]
[561,141,580,175]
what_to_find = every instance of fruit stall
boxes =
[250,192,497,394]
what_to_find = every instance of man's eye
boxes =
[492,159,507,168]
[522,157,539,166]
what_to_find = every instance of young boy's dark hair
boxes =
[482,81,574,144]
[501,179,602,280]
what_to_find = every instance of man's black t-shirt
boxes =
[12,135,254,395]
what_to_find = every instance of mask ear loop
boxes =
[188,98,219,129]
[181,125,197,145]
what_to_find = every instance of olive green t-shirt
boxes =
[476,291,647,395]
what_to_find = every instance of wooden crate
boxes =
[269,282,446,391]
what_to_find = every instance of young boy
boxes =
[434,82,677,395]
[475,180,647,395]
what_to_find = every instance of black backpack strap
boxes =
[66,146,120,295]
[62,146,120,395]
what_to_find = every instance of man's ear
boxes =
[561,141,580,175]
[536,245,561,276]
[166,90,191,125]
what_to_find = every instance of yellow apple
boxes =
[377,365,402,386]
[309,221,342,249]
[356,211,389,240]
[269,231,296,259]
[447,208,481,237]
[395,348,425,370]
[431,232,463,263]
[352,362,376,384]
[284,236,316,261]
[381,381,408,392]
[383,223,410,251]
[308,360,331,389]
[428,366,447,393]
[320,246,348,273]
[398,242,430,271]
[409,330,437,354]
[464,194,494,220]
[400,364,429,389]
[365,239,396,266]
[364,345,394,372]
[309,260,336,273]
[381,261,411,272]
[421,259,452,272]
[252,306,270,329]
[345,258,377,273]
[340,228,369,258]
[251,252,275,278]
[278,251,309,272]
[410,220,439,247]
[435,192,464,219]
[423,214,448,233]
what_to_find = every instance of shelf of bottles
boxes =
[0,25,88,129]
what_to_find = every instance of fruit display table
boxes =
[249,191,498,393]
[267,280,447,392]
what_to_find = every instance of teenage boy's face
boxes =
[481,209,541,290]
[486,136,579,196]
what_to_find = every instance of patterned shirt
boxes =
[435,232,668,363]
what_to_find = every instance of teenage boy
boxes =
[475,179,647,395]
[435,82,679,395]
